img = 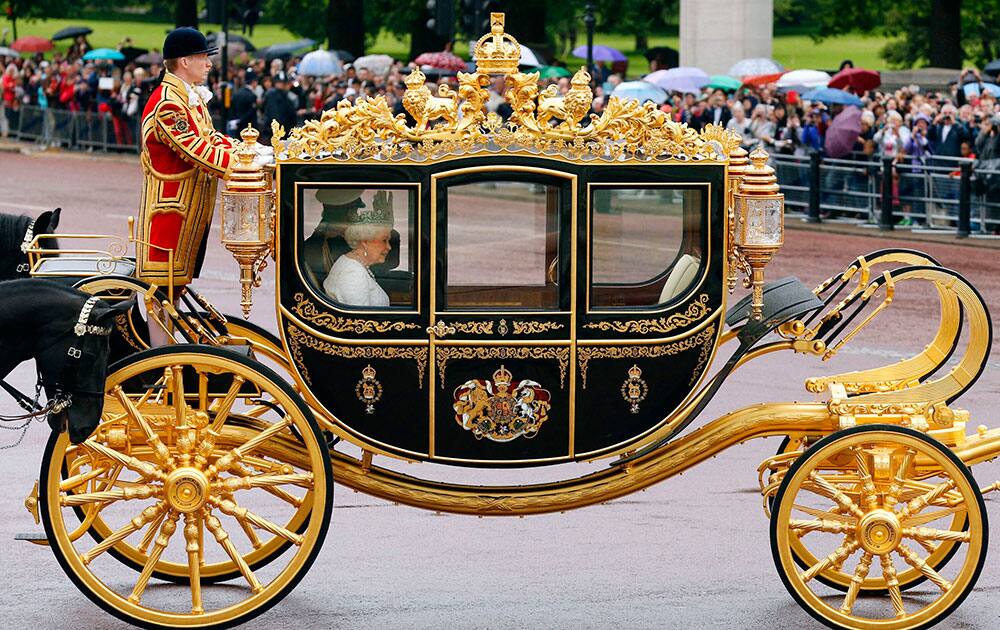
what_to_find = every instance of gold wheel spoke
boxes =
[183,512,204,614]
[904,505,965,527]
[916,538,940,555]
[169,365,188,429]
[209,496,304,546]
[112,386,176,470]
[204,510,264,594]
[800,538,860,583]
[791,504,855,524]
[883,449,915,508]
[789,518,855,535]
[852,447,879,510]
[879,554,906,618]
[83,440,164,481]
[215,472,314,493]
[898,479,958,520]
[61,485,160,507]
[208,377,246,434]
[897,544,953,592]
[903,525,971,543]
[806,472,865,518]
[80,501,168,565]
[230,462,305,507]
[223,493,263,549]
[209,416,293,477]
[128,511,180,604]
[839,551,874,615]
[137,509,168,554]
[60,467,109,493]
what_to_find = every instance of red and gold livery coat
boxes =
[136,72,234,286]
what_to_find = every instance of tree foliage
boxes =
[2,0,71,39]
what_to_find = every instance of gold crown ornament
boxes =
[404,67,427,87]
[627,364,643,380]
[352,190,394,227]
[492,364,513,389]
[473,13,521,75]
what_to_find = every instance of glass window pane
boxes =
[446,181,561,309]
[301,186,416,309]
[590,187,703,308]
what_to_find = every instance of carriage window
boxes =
[590,187,703,308]
[445,181,561,309]
[301,186,416,309]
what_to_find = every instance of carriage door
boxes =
[429,167,576,465]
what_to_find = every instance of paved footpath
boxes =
[0,149,998,629]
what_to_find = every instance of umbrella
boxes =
[776,69,831,90]
[206,32,256,51]
[963,82,1000,97]
[0,46,19,58]
[519,44,543,67]
[707,74,742,91]
[644,67,709,94]
[209,42,249,61]
[728,57,784,78]
[354,54,394,75]
[828,67,880,94]
[824,105,862,159]
[538,65,572,79]
[571,44,626,62]
[51,26,93,41]
[11,36,53,54]
[334,49,355,63]
[414,51,467,73]
[297,49,343,77]
[119,46,147,64]
[984,59,1000,77]
[801,87,863,106]
[83,48,125,61]
[257,39,316,59]
[135,51,164,65]
[644,46,679,68]
[742,72,784,87]
[612,80,667,104]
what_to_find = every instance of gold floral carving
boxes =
[114,313,144,351]
[577,324,716,388]
[452,320,494,335]
[583,294,712,335]
[291,293,419,334]
[512,320,564,335]
[272,16,739,164]
[436,346,569,389]
[286,325,428,388]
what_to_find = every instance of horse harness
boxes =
[15,218,36,274]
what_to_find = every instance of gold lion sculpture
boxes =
[402,68,459,132]
[536,66,593,130]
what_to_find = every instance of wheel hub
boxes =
[857,509,902,554]
[164,467,210,513]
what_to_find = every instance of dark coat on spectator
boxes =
[698,105,731,130]
[230,85,258,135]
[262,86,296,140]
[929,122,970,157]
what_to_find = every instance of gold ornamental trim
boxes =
[291,293,420,334]
[452,320,494,335]
[451,319,564,335]
[583,294,712,334]
[436,346,569,389]
[287,325,428,388]
[271,15,740,164]
[577,324,716,388]
[512,320,564,335]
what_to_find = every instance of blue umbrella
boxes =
[963,82,1000,97]
[297,49,343,77]
[611,80,668,104]
[82,48,125,61]
[801,87,863,106]
[571,44,626,62]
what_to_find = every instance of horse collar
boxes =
[73,296,111,338]
[19,218,36,254]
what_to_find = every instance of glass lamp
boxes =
[734,147,784,321]
[221,124,274,318]
[726,145,750,294]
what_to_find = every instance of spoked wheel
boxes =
[771,434,969,595]
[771,425,987,630]
[40,345,332,629]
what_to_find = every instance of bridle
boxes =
[15,218,36,274]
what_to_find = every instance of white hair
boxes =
[344,224,389,250]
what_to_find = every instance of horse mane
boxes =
[0,213,32,277]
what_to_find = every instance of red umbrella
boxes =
[828,68,881,94]
[414,51,467,73]
[11,36,54,53]
[742,72,784,87]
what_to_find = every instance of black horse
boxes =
[0,208,61,280]
[0,278,133,443]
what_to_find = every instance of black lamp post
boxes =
[584,2,595,81]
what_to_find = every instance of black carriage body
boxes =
[277,156,727,466]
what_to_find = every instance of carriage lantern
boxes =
[221,124,274,318]
[733,147,784,321]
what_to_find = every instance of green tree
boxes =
[2,0,70,40]
[595,0,677,53]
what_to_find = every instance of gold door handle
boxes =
[426,321,456,338]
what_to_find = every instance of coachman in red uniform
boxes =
[136,28,236,286]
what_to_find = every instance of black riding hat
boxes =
[163,27,218,60]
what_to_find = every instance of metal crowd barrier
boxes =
[3,104,140,152]
[772,151,997,237]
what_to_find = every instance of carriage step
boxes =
[14,532,49,546]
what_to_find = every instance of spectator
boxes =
[699,90,731,130]
[726,102,752,146]
[874,110,911,157]
[230,74,258,136]
[748,103,775,150]
[929,103,969,158]
[262,72,296,143]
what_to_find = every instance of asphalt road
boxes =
[1,149,999,629]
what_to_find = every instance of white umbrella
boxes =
[354,54,394,75]
[298,49,343,77]
[776,69,831,90]
[728,57,784,78]
[644,67,709,94]
[519,44,542,67]
[612,80,668,104]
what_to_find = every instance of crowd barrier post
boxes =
[958,161,972,238]
[880,156,894,230]
[807,150,822,223]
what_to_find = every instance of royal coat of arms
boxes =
[452,365,551,442]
